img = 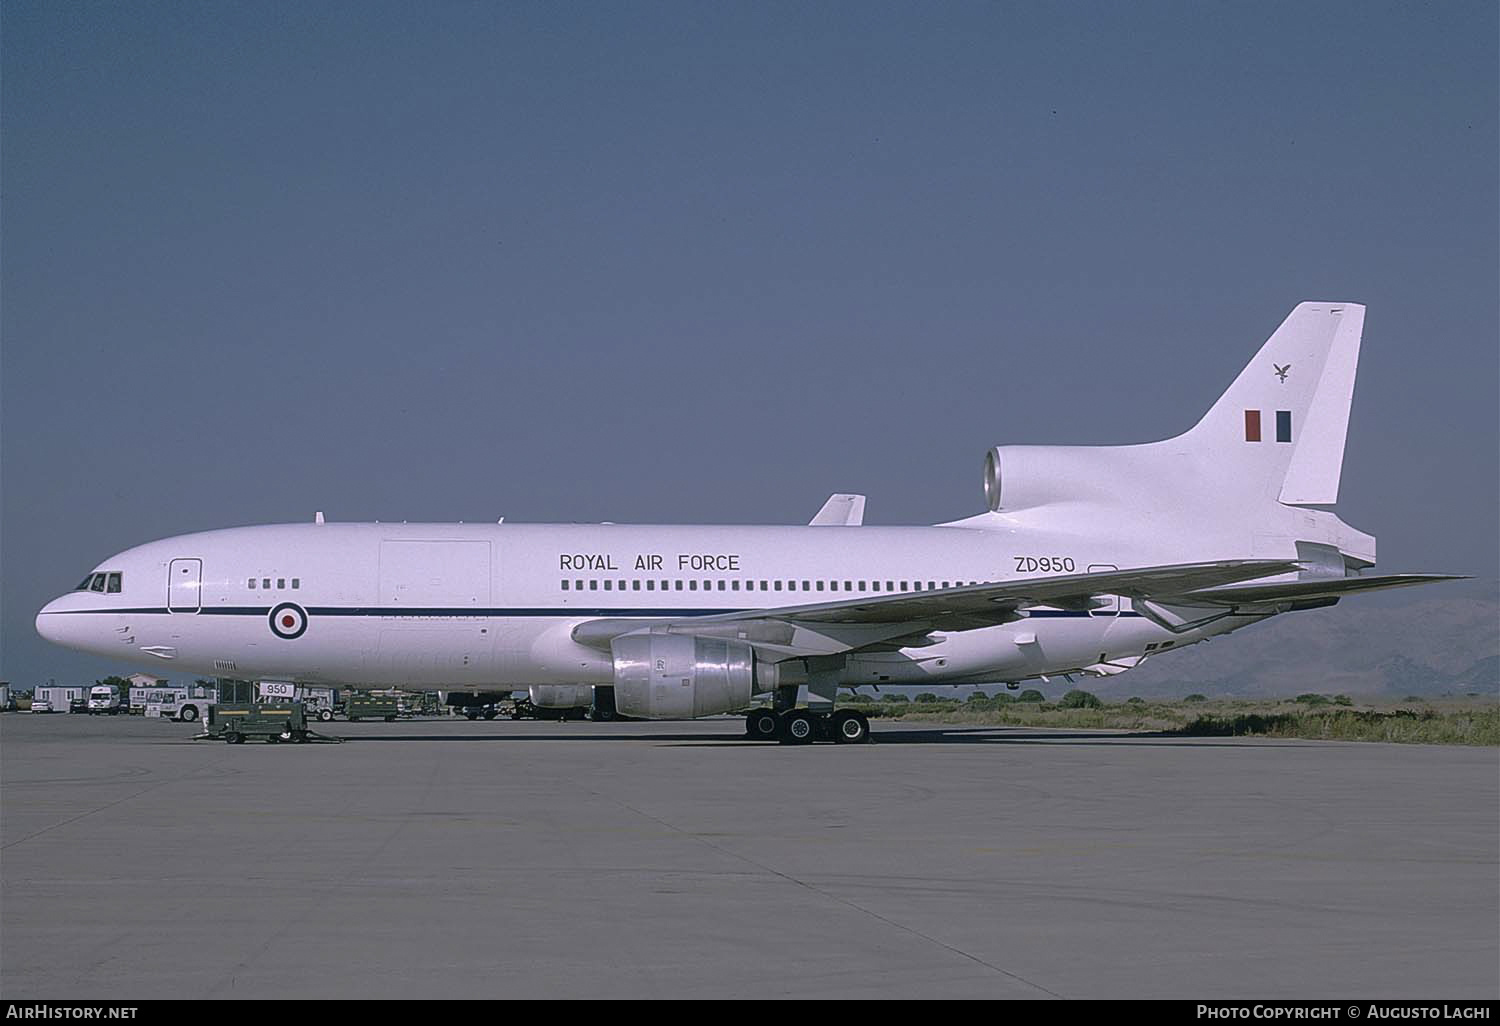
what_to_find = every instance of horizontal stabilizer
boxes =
[1181,573,1468,607]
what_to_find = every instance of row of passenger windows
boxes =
[76,572,123,593]
[560,579,979,593]
[248,577,301,590]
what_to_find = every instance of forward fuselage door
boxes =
[168,558,203,613]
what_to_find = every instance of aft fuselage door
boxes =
[168,558,203,613]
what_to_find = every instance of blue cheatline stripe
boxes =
[49,605,1142,619]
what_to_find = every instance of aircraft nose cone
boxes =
[36,597,76,647]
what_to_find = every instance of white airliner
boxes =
[36,303,1458,743]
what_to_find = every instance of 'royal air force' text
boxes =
[560,554,740,573]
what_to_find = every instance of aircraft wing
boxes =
[1175,573,1469,606]
[808,494,866,526]
[572,559,1300,658]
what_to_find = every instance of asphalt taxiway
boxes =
[2,714,1496,999]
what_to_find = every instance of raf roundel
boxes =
[268,602,308,640]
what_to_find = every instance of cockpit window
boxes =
[106,573,122,593]
[89,574,107,592]
[76,575,95,591]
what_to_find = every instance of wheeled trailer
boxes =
[199,701,342,744]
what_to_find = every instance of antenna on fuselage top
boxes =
[314,511,325,524]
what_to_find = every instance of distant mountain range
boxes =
[1102,594,1499,700]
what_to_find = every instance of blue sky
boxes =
[3,1,1496,686]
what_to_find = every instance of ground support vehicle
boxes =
[87,685,125,715]
[345,693,401,722]
[300,686,337,722]
[131,684,218,722]
[200,702,341,744]
[461,701,503,720]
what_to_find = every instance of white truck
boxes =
[87,684,125,715]
[131,683,218,722]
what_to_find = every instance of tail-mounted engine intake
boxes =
[610,633,756,719]
[983,444,1128,512]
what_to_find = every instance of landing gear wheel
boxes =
[226,732,244,745]
[745,709,779,740]
[832,710,870,745]
[779,710,816,745]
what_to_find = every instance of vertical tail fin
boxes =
[1179,302,1364,505]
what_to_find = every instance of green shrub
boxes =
[1170,706,1500,746]
[1016,689,1045,703]
[1183,694,1207,703]
[1295,693,1331,706]
[1126,697,1146,705]
[1060,689,1102,709]
[914,693,940,704]
[967,692,990,703]
[884,693,908,703]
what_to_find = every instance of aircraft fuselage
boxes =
[35,520,1255,691]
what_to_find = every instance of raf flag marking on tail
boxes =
[1244,410,1292,442]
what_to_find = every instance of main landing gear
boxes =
[743,708,871,745]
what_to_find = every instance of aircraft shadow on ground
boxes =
[324,726,1307,749]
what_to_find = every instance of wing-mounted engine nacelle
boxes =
[528,684,594,709]
[611,633,759,719]
[983,445,1130,512]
